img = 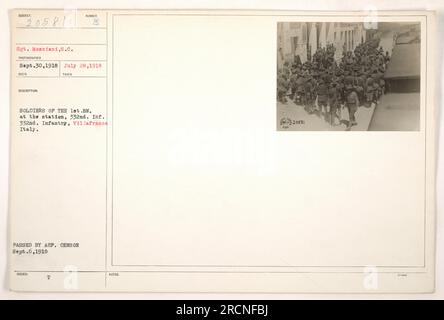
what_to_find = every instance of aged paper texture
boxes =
[9,9,436,292]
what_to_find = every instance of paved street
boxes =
[277,92,419,132]
[277,98,375,131]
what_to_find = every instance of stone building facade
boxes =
[277,22,367,69]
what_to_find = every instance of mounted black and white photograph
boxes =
[277,22,421,131]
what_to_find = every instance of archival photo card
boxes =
[8,10,435,293]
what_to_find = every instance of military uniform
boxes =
[345,85,359,129]
[317,79,329,118]
[355,74,365,105]
[295,76,306,105]
[328,81,340,126]
[372,81,380,104]
[277,34,391,130]
[289,73,299,101]
[304,78,315,113]
[365,77,374,107]
[277,73,289,103]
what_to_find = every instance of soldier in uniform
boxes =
[344,70,354,88]
[295,73,306,105]
[354,72,365,107]
[372,79,380,105]
[336,71,345,106]
[277,33,391,128]
[364,77,374,107]
[304,77,315,114]
[345,83,359,130]
[289,72,299,102]
[328,79,340,126]
[316,78,329,120]
[277,72,289,103]
[384,51,391,67]
[379,77,386,96]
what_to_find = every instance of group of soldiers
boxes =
[277,37,391,129]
